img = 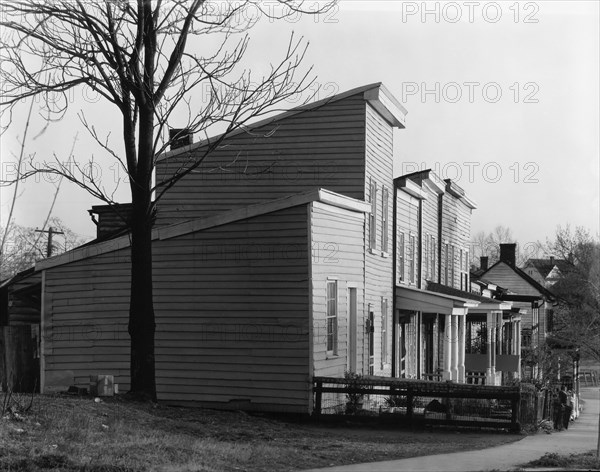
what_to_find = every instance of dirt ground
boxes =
[0,393,523,472]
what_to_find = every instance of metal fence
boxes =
[313,376,525,431]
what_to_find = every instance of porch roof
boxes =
[395,284,479,315]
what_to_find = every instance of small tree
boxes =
[0,0,334,400]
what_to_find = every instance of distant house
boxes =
[521,257,570,288]
[1,83,520,411]
[473,244,557,380]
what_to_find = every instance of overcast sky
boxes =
[1,0,598,254]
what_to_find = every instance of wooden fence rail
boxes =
[313,376,527,431]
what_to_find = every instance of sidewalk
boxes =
[302,387,600,472]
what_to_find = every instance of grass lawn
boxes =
[522,451,600,470]
[1,393,522,472]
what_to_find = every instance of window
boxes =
[424,234,429,279]
[444,243,449,285]
[398,232,405,282]
[431,235,436,282]
[459,249,464,290]
[381,186,389,253]
[369,178,377,250]
[409,235,416,284]
[463,250,469,290]
[450,245,455,288]
[381,297,388,365]
[326,281,338,354]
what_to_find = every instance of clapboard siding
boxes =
[364,103,394,377]
[421,187,440,285]
[155,95,367,226]
[43,248,132,393]
[396,192,420,287]
[482,262,552,334]
[151,204,311,412]
[441,193,471,289]
[310,202,365,378]
[484,263,540,296]
[42,204,312,411]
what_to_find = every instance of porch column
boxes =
[443,313,452,380]
[486,311,496,385]
[516,320,522,379]
[450,315,458,381]
[458,315,466,383]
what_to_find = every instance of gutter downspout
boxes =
[391,184,397,377]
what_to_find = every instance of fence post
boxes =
[314,379,322,416]
[511,388,521,432]
[406,386,414,424]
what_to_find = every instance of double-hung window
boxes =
[398,232,405,282]
[431,235,437,282]
[381,186,389,253]
[369,179,378,250]
[326,280,338,355]
[409,235,416,284]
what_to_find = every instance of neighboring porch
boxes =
[394,284,521,386]
[464,307,522,386]
[394,284,479,383]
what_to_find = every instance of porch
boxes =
[394,285,520,386]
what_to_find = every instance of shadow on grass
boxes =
[523,451,600,470]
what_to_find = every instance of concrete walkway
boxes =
[302,387,600,472]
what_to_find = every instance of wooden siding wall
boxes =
[484,263,541,297]
[395,191,420,286]
[43,249,131,392]
[43,205,311,412]
[152,205,310,412]
[310,202,365,378]
[482,263,549,334]
[155,94,368,226]
[421,189,440,286]
[364,103,394,377]
[440,193,472,289]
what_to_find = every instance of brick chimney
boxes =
[480,256,489,271]
[499,243,517,267]
[169,128,193,150]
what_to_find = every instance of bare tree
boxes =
[0,0,334,400]
[1,217,88,280]
[470,225,542,268]
[546,226,600,362]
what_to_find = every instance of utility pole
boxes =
[34,226,65,257]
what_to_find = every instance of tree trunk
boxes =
[127,104,157,401]
[128,195,156,400]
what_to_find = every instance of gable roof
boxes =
[159,82,408,161]
[35,188,369,271]
[481,259,556,300]
[523,258,571,278]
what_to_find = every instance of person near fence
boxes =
[552,387,564,431]
[563,388,573,429]
[554,386,568,431]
